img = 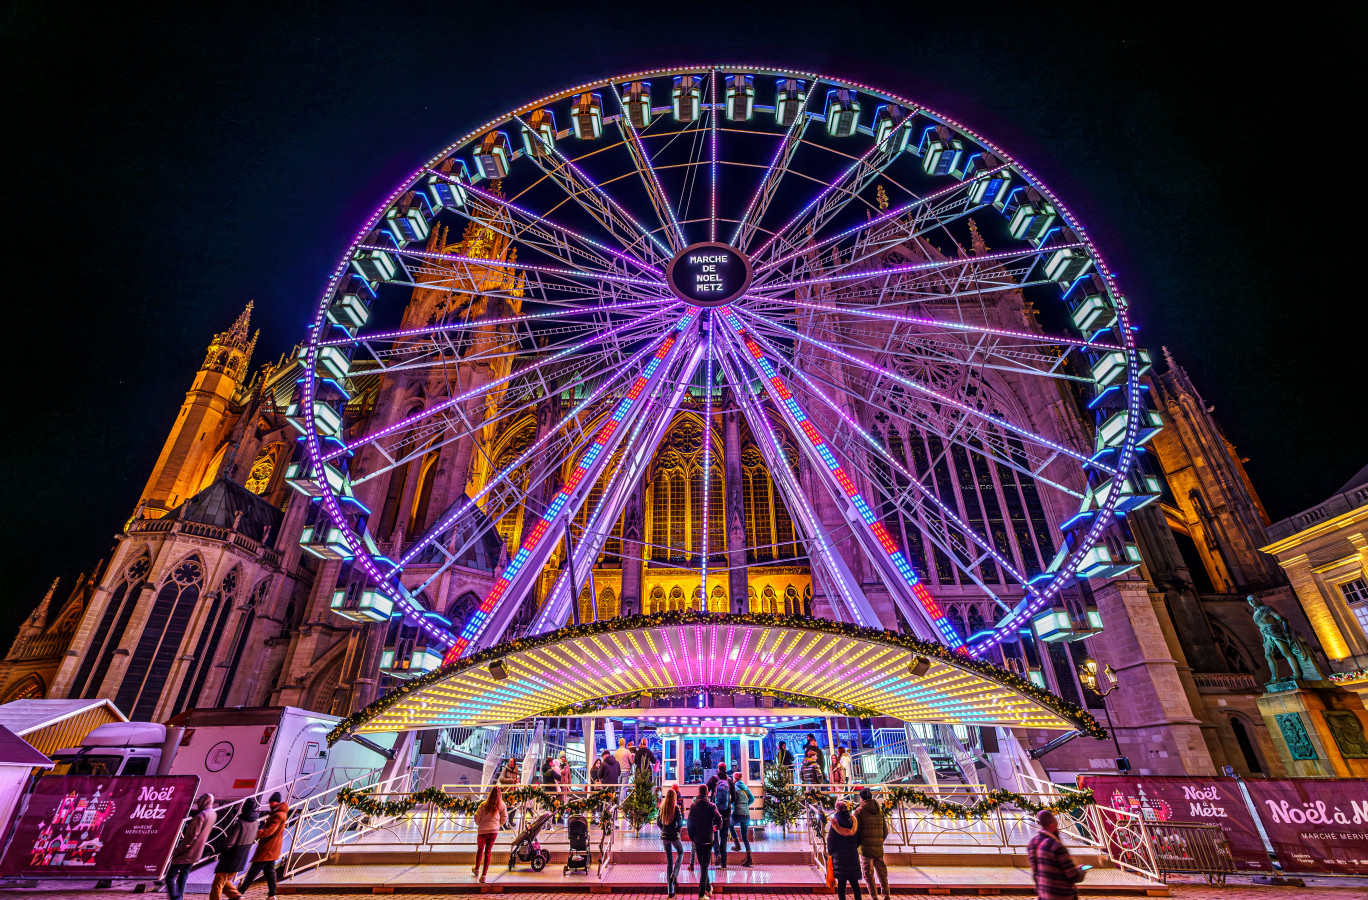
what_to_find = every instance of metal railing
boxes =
[597,800,618,877]
[1141,821,1235,884]
[1014,771,1161,883]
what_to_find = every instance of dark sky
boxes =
[3,2,1365,641]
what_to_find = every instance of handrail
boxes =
[597,801,618,876]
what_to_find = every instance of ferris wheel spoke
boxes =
[462,315,703,655]
[452,176,665,279]
[325,305,683,465]
[732,87,814,251]
[512,113,674,265]
[717,323,951,640]
[753,166,1006,278]
[380,243,667,292]
[752,243,1079,296]
[533,343,705,633]
[729,305,1110,480]
[385,328,688,583]
[750,106,916,265]
[738,321,1036,606]
[611,85,687,251]
[711,338,880,628]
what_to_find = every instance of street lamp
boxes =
[1079,655,1128,773]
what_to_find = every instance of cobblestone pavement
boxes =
[4,879,1368,899]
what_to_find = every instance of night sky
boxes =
[4,3,1365,641]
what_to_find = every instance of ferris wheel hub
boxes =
[665,241,753,307]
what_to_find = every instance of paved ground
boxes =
[3,878,1368,898]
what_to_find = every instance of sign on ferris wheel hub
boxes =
[666,242,753,307]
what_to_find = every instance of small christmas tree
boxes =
[622,763,659,833]
[764,761,804,835]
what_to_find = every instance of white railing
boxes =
[283,768,423,879]
[1014,771,1160,882]
[597,801,618,876]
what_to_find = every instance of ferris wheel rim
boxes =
[296,65,1149,660]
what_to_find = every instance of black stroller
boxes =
[508,811,553,872]
[562,814,590,875]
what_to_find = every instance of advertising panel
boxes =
[1242,778,1368,875]
[1077,774,1270,871]
[0,775,199,880]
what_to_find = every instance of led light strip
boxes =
[722,310,963,649]
[443,309,699,662]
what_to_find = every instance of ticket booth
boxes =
[659,725,765,812]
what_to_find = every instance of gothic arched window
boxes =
[73,553,150,699]
[649,585,665,614]
[117,557,204,721]
[175,566,242,714]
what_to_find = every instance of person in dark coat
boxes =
[211,799,256,900]
[710,767,732,869]
[1027,810,1086,900]
[166,793,216,900]
[855,787,889,900]
[804,734,826,778]
[686,785,723,898]
[825,800,862,900]
[774,741,794,775]
[658,786,684,898]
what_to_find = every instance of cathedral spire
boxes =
[228,300,254,343]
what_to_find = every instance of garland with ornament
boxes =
[543,687,880,720]
[336,784,618,818]
[327,610,1108,745]
[1329,667,1368,684]
[801,786,1097,821]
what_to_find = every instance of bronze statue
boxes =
[1246,594,1320,682]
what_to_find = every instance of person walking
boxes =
[729,772,754,867]
[472,785,507,883]
[237,792,288,898]
[710,768,732,870]
[210,799,256,900]
[1027,810,1086,900]
[166,793,216,900]
[686,785,722,898]
[825,800,862,900]
[658,786,685,898]
[855,787,888,900]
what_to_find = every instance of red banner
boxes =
[1077,775,1270,871]
[0,775,199,880]
[1242,779,1368,875]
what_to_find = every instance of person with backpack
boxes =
[855,787,889,900]
[237,792,288,898]
[729,772,754,867]
[686,785,723,898]
[211,799,256,900]
[710,766,731,869]
[825,800,862,900]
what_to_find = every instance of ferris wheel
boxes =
[290,66,1158,666]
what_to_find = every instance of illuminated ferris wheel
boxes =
[291,66,1158,667]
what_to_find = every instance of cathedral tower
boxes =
[138,303,258,517]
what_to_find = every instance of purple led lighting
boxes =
[387,327,684,574]
[320,297,671,348]
[322,306,676,464]
[753,164,1009,274]
[733,303,1114,477]
[362,243,667,288]
[699,328,714,610]
[730,85,812,250]
[770,296,1123,352]
[738,320,1040,598]
[709,70,718,243]
[611,85,686,250]
[753,243,1085,295]
[510,114,675,261]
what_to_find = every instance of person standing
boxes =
[729,772,754,867]
[166,793,216,900]
[710,768,732,870]
[825,800,862,900]
[614,738,634,774]
[801,748,822,785]
[635,739,659,781]
[658,786,685,898]
[700,744,712,773]
[854,787,888,900]
[472,785,507,884]
[211,799,256,900]
[237,792,288,898]
[804,734,826,779]
[1027,810,1086,900]
[686,785,722,898]
[774,741,794,776]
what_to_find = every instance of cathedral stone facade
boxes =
[4,219,1364,782]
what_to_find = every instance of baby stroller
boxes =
[562,814,590,875]
[508,811,553,872]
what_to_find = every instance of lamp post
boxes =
[1079,656,1129,773]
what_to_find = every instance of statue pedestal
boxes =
[1256,680,1368,777]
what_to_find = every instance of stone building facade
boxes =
[2,212,1358,781]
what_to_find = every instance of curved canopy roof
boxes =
[331,613,1104,742]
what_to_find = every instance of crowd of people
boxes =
[164,790,290,900]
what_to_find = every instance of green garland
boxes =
[802,786,1097,821]
[328,610,1108,744]
[337,784,618,818]
[543,687,880,720]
